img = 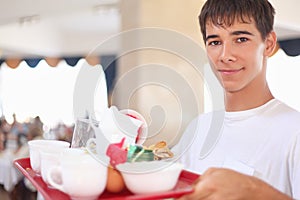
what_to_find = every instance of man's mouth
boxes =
[218,68,244,75]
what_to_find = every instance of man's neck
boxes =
[224,83,274,112]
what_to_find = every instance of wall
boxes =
[111,0,206,147]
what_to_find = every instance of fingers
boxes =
[177,168,225,200]
[177,176,211,200]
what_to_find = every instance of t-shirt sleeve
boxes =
[291,131,300,199]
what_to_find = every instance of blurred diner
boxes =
[0,114,74,200]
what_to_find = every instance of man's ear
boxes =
[269,42,280,57]
[264,31,277,57]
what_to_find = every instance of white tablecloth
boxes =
[0,150,23,192]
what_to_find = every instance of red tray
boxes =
[14,157,199,200]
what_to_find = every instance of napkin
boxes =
[98,106,144,146]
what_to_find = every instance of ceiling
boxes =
[0,0,116,26]
[0,0,121,58]
[0,0,300,59]
[270,0,300,40]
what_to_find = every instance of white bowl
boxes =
[28,139,70,173]
[116,161,183,194]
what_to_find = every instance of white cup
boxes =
[47,148,108,200]
[98,106,147,145]
[28,140,70,173]
[40,147,66,185]
[119,109,148,145]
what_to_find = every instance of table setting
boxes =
[14,105,200,200]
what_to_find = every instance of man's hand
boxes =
[178,168,292,200]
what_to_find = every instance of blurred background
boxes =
[0,0,300,145]
[0,0,300,199]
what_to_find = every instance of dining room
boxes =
[1,0,300,199]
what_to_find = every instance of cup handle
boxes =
[86,138,98,158]
[86,138,96,153]
[47,166,64,192]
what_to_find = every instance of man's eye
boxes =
[237,37,248,43]
[208,41,221,46]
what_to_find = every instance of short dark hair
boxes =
[199,0,275,42]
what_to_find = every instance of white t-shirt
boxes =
[173,99,300,198]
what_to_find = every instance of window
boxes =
[0,60,81,126]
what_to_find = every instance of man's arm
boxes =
[179,167,293,200]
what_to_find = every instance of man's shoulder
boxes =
[195,110,225,122]
[274,99,300,118]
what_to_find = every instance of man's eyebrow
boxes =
[205,34,219,41]
[231,30,254,36]
[205,31,254,42]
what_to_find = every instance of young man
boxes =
[174,0,300,199]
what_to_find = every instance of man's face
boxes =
[205,19,269,94]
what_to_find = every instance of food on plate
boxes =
[106,165,126,193]
[126,140,174,162]
[153,146,174,160]
[147,141,167,150]
[102,138,177,195]
[127,145,154,162]
[145,141,174,160]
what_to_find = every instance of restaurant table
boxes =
[14,157,199,200]
[0,150,23,192]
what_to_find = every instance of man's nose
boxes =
[219,42,236,63]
